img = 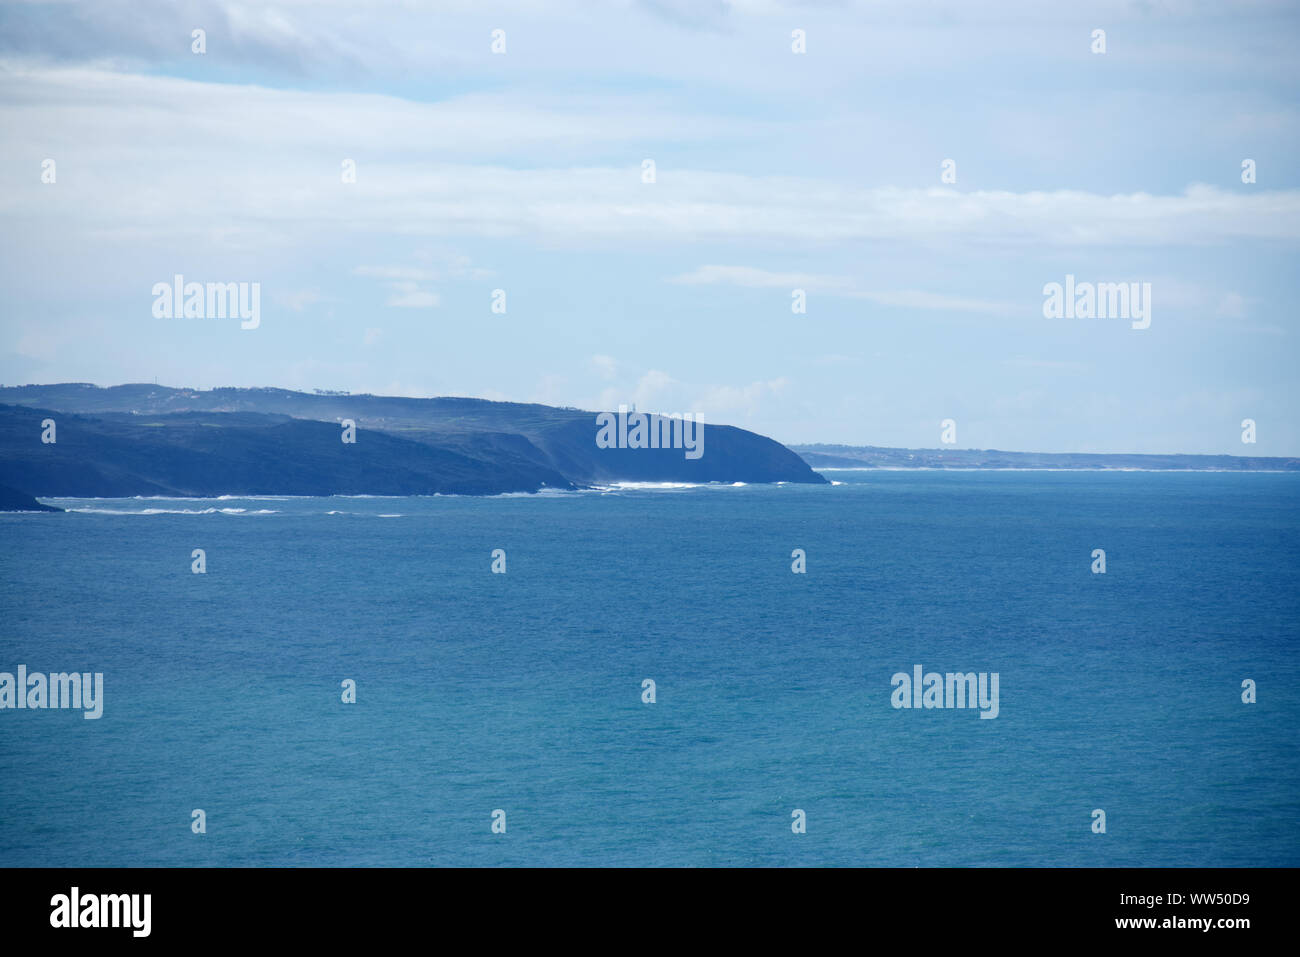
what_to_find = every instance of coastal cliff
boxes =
[0,385,826,500]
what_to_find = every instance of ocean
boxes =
[1,470,1297,866]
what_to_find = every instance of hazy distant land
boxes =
[793,443,1299,471]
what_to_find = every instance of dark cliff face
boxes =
[0,482,61,512]
[0,405,574,498]
[0,385,826,498]
[529,417,823,485]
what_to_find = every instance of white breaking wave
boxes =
[122,494,296,501]
[603,481,704,490]
[486,488,591,498]
[598,480,770,491]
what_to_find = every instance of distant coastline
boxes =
[793,444,1299,472]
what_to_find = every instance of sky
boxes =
[0,0,1297,454]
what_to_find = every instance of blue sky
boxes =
[1,0,1297,453]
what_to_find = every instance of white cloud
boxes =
[384,282,438,308]
[590,354,618,380]
[4,65,1298,257]
[669,265,854,290]
[275,288,328,311]
[1000,356,1090,373]
[592,367,791,423]
[1216,292,1248,319]
[671,265,1014,314]
[855,289,1012,315]
[696,376,790,418]
[354,266,439,281]
[411,251,494,280]
[529,373,570,406]
[357,253,493,282]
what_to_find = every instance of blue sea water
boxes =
[1,470,1297,867]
